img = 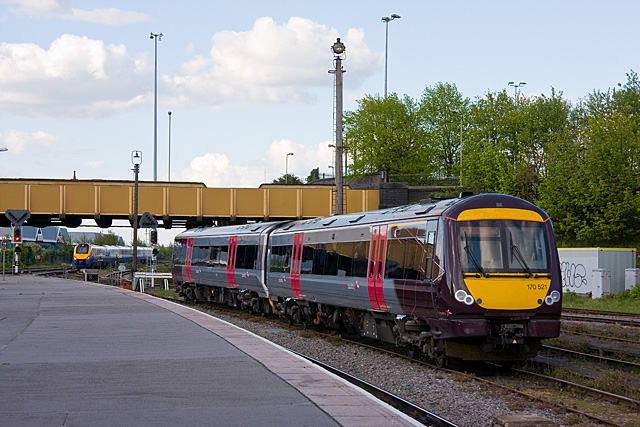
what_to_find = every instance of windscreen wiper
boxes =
[510,232,533,278]
[464,232,488,278]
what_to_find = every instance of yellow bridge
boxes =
[0,179,379,229]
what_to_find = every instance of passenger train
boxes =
[172,194,562,364]
[73,244,153,268]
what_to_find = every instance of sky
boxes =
[0,0,638,245]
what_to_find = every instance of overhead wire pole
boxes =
[151,32,163,181]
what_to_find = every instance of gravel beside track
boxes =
[207,311,589,427]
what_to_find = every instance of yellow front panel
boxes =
[169,187,198,216]
[138,187,164,216]
[99,186,129,215]
[301,188,331,217]
[457,208,543,222]
[464,276,551,310]
[236,188,264,217]
[65,185,94,214]
[202,188,231,216]
[29,185,59,213]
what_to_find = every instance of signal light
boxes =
[150,229,158,245]
[13,227,22,243]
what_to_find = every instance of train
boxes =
[172,193,562,364]
[73,243,153,268]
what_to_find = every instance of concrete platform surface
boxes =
[0,276,421,426]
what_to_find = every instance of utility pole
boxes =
[330,38,346,215]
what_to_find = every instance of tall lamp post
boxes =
[150,32,163,181]
[131,150,142,276]
[381,14,401,97]
[167,111,172,182]
[451,110,463,186]
[285,152,294,184]
[330,38,346,215]
[508,81,526,103]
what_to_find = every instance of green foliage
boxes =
[305,168,320,184]
[344,93,427,178]
[562,290,640,313]
[343,71,640,250]
[272,173,303,185]
[93,230,123,246]
[156,244,173,261]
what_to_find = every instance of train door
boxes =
[289,233,303,298]
[226,236,238,288]
[367,225,388,311]
[185,238,194,282]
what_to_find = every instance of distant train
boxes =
[73,244,153,268]
[172,194,562,365]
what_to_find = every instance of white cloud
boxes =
[0,17,381,117]
[84,160,104,169]
[0,34,149,117]
[177,138,334,187]
[0,129,59,154]
[164,17,382,107]
[3,0,151,25]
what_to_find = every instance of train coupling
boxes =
[483,322,525,353]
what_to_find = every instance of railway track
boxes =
[159,295,634,426]
[562,307,640,328]
[291,350,459,427]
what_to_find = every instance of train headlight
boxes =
[544,291,561,306]
[455,289,475,306]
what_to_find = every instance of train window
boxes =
[425,231,436,279]
[269,245,292,273]
[76,244,90,254]
[385,239,405,279]
[235,245,258,270]
[218,246,228,267]
[301,245,314,274]
[352,241,369,277]
[312,244,326,275]
[336,242,354,277]
[457,220,549,275]
[324,243,339,276]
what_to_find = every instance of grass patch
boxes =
[563,286,640,313]
[144,287,179,299]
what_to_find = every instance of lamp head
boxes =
[332,38,345,55]
[391,14,401,19]
[131,150,142,166]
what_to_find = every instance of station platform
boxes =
[0,276,420,426]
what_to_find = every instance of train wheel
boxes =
[435,354,448,368]
[405,346,419,359]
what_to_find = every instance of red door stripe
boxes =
[290,233,303,298]
[367,227,380,309]
[375,225,388,311]
[226,236,238,288]
[185,238,194,282]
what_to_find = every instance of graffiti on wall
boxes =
[560,262,588,290]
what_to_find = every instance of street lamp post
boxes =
[451,110,463,186]
[508,81,526,103]
[330,38,346,215]
[150,32,163,181]
[285,152,294,184]
[131,150,142,276]
[381,14,401,97]
[168,111,172,182]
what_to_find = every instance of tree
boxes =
[418,82,470,180]
[537,72,640,246]
[344,93,427,181]
[93,230,123,246]
[272,174,303,185]
[305,168,320,184]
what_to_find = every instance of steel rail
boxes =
[288,349,459,427]
[542,344,640,369]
